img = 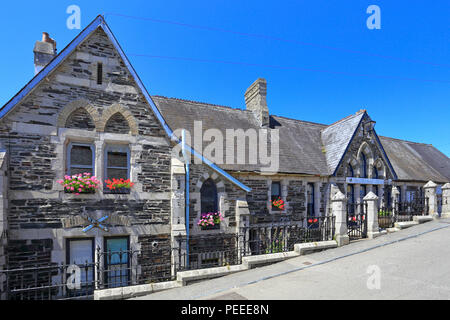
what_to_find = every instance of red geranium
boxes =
[105,178,134,190]
[272,197,285,210]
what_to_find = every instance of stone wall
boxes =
[286,180,306,218]
[138,234,172,282]
[335,113,394,181]
[0,26,175,275]
[239,174,326,222]
[5,239,55,299]
[188,164,246,236]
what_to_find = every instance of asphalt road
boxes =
[133,218,450,300]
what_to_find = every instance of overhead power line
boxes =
[105,12,450,69]
[128,53,450,84]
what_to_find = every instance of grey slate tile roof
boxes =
[153,96,329,175]
[321,111,365,175]
[379,137,450,183]
[153,95,450,182]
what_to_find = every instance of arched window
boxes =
[347,184,355,213]
[65,108,96,130]
[360,153,367,178]
[373,166,379,179]
[200,179,218,213]
[347,164,354,177]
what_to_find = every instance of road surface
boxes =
[133,218,450,300]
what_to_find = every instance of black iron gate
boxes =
[347,202,368,240]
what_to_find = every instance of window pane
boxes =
[70,167,93,176]
[68,239,94,289]
[105,238,129,288]
[71,145,92,166]
[271,182,280,197]
[201,179,218,213]
[106,168,128,180]
[107,151,127,168]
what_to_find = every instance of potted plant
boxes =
[271,197,285,211]
[57,173,100,195]
[197,212,224,230]
[104,178,134,194]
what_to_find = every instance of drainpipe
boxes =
[182,130,190,267]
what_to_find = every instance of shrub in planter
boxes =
[197,212,224,230]
[104,178,134,194]
[57,173,101,195]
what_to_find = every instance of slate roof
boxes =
[380,137,450,183]
[153,96,329,175]
[153,96,450,183]
[321,111,365,175]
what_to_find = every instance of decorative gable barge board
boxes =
[0,15,250,194]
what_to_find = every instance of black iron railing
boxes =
[378,197,430,229]
[0,247,186,300]
[397,197,429,217]
[241,215,335,256]
[1,215,336,300]
[0,262,96,300]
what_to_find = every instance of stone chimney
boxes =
[245,78,269,127]
[33,32,57,75]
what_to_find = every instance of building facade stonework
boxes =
[0,16,449,298]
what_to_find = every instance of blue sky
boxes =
[1,0,449,156]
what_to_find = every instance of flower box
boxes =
[57,173,100,196]
[104,178,134,194]
[103,187,131,195]
[271,197,285,211]
[198,212,224,230]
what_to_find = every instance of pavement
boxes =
[132,218,450,300]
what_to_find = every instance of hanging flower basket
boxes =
[57,173,100,195]
[271,197,285,210]
[198,212,224,230]
[104,178,134,194]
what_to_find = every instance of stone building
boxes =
[0,16,449,296]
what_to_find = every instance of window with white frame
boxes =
[104,145,130,181]
[67,143,95,176]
